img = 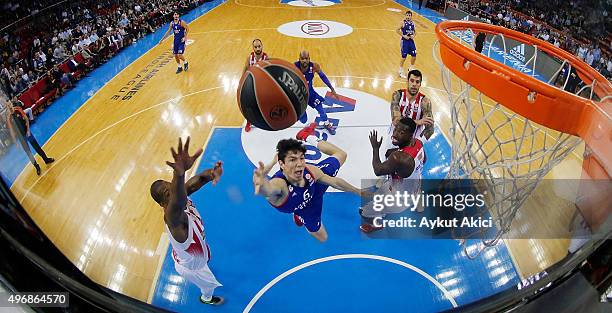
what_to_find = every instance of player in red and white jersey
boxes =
[150,137,225,305]
[386,69,434,146]
[360,117,426,233]
[243,39,269,132]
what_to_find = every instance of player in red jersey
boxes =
[360,118,426,233]
[150,137,225,305]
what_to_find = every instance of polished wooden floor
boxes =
[8,0,589,301]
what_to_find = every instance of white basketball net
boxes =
[434,28,591,258]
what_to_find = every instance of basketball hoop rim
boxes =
[435,20,612,178]
[435,21,612,107]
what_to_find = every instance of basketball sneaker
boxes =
[296,123,317,141]
[200,295,224,305]
[293,213,304,227]
[184,62,189,71]
[399,71,407,79]
[34,163,41,176]
[176,67,183,74]
[360,223,384,233]
[321,121,336,135]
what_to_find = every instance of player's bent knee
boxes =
[316,232,328,243]
[335,150,347,166]
[309,227,328,242]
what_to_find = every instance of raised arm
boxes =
[253,161,286,201]
[314,62,337,97]
[262,153,278,175]
[165,137,203,226]
[390,90,402,126]
[307,164,361,195]
[419,96,434,139]
[185,160,223,195]
[369,130,414,177]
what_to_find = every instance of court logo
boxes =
[242,87,391,191]
[509,44,526,62]
[277,20,353,39]
[453,31,538,76]
[285,0,337,7]
[301,22,330,35]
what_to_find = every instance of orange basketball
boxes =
[237,58,309,131]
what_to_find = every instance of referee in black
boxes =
[5,100,54,175]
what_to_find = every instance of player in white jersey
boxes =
[360,117,426,233]
[243,39,269,132]
[381,69,433,158]
[150,137,225,305]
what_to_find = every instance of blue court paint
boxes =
[151,128,519,312]
[0,0,226,185]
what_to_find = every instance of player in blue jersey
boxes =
[252,124,361,242]
[295,50,339,135]
[397,10,417,78]
[160,12,190,74]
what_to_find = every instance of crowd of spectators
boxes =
[450,0,612,81]
[0,0,210,154]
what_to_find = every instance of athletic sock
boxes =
[304,135,320,146]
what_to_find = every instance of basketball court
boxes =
[2,0,609,312]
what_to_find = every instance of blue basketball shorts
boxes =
[401,39,417,58]
[308,89,326,109]
[298,157,341,232]
[174,41,185,55]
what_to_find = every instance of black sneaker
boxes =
[44,157,55,164]
[34,163,41,176]
[200,295,224,305]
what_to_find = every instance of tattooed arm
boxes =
[390,90,402,126]
[420,96,434,140]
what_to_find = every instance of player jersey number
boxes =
[303,190,311,201]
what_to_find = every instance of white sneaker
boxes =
[399,72,407,78]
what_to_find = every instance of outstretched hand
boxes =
[369,130,383,150]
[166,137,203,176]
[416,117,434,126]
[210,161,223,186]
[253,161,266,195]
